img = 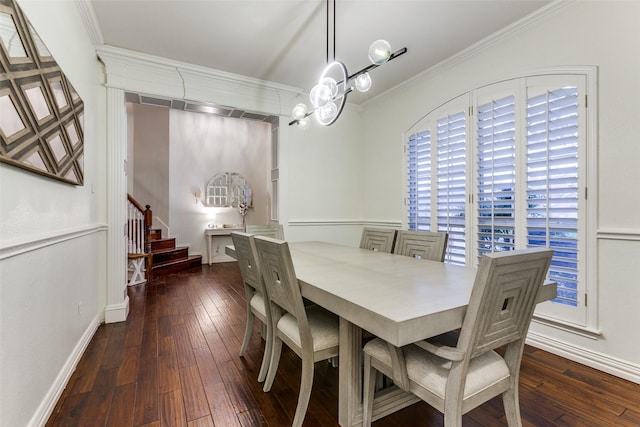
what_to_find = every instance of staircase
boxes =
[148,228,202,279]
[127,194,201,284]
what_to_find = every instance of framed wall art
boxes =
[0,0,84,185]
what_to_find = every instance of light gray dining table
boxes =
[226,241,557,426]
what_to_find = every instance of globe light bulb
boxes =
[320,77,338,97]
[310,83,332,108]
[298,117,310,130]
[292,103,307,120]
[368,39,392,65]
[355,73,372,92]
[316,102,338,122]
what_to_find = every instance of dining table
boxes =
[226,241,557,427]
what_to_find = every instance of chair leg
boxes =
[239,309,255,357]
[263,337,282,392]
[502,386,523,427]
[291,356,314,427]
[257,319,272,383]
[362,354,376,427]
[443,408,463,427]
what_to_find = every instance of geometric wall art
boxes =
[0,0,84,185]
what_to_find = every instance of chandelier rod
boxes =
[333,0,336,61]
[325,0,329,64]
[326,0,337,63]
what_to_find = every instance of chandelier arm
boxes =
[345,47,408,82]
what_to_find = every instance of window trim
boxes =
[403,66,599,332]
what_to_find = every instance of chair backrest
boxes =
[458,248,553,359]
[393,230,448,261]
[359,228,397,253]
[231,232,266,295]
[246,224,285,240]
[253,236,311,346]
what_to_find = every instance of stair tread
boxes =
[153,254,201,265]
[151,246,189,255]
[152,255,202,272]
[150,237,175,243]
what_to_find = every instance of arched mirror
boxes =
[205,172,251,207]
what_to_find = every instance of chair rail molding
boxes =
[597,228,640,241]
[288,219,402,228]
[0,224,106,260]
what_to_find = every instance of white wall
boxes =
[283,106,370,246]
[361,1,640,381]
[0,1,105,426]
[169,109,272,255]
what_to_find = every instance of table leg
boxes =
[337,318,420,426]
[339,317,363,427]
[207,234,212,265]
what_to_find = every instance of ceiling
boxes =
[89,0,554,106]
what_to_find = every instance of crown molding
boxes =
[364,0,578,108]
[75,0,103,45]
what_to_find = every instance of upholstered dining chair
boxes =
[231,232,273,383]
[245,224,285,240]
[362,248,553,427]
[359,227,397,253]
[393,230,449,262]
[253,235,340,427]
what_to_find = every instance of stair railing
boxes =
[127,194,153,283]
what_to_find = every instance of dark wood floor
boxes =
[46,263,640,427]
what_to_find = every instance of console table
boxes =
[205,227,244,264]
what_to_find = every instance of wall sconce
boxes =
[194,191,201,205]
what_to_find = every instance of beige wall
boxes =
[129,103,170,225]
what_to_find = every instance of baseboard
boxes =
[27,315,101,427]
[104,295,130,324]
[527,331,640,384]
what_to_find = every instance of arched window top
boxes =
[205,172,252,207]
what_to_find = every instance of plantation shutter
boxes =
[476,93,517,259]
[407,130,432,230]
[526,78,582,312]
[436,111,467,265]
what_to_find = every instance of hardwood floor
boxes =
[46,263,640,427]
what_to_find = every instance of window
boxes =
[406,70,595,328]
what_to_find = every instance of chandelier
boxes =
[289,0,407,128]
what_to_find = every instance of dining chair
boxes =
[245,224,285,240]
[359,227,397,253]
[253,235,340,427]
[393,230,448,262]
[231,232,273,383]
[362,247,553,427]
